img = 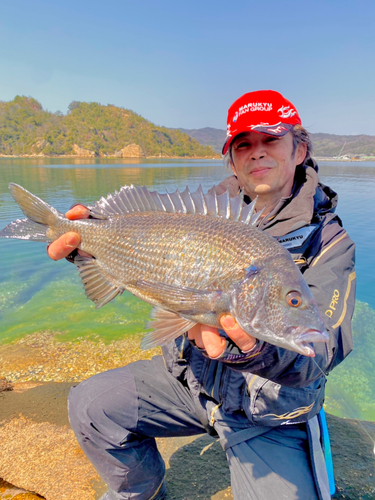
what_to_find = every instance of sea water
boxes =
[0,157,374,420]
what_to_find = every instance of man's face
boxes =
[230,131,306,202]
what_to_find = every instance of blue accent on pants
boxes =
[319,407,335,496]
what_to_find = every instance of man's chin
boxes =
[252,184,272,194]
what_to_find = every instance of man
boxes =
[49,90,356,499]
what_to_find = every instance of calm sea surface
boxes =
[1,158,374,420]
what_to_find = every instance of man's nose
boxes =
[250,143,266,160]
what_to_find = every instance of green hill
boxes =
[0,96,218,158]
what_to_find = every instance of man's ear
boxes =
[295,142,307,165]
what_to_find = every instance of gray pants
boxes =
[68,356,327,500]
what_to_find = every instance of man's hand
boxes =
[47,205,90,261]
[188,315,257,358]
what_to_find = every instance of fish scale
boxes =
[90,213,263,290]
[0,182,329,356]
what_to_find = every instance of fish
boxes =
[0,183,329,356]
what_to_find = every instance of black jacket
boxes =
[162,160,356,426]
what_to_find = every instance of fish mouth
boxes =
[290,328,329,357]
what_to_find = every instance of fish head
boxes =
[232,254,328,357]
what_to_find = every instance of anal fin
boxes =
[77,258,123,308]
[141,307,196,349]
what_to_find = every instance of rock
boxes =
[72,144,97,157]
[0,417,104,500]
[0,383,105,500]
[119,143,145,158]
[30,139,48,155]
[0,377,13,392]
[0,478,41,499]
[327,413,375,499]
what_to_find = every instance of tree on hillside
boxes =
[68,101,81,113]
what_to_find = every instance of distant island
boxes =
[0,96,219,159]
[178,127,375,160]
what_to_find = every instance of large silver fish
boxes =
[0,183,328,356]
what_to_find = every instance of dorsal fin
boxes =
[88,184,262,226]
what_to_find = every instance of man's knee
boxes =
[68,366,138,446]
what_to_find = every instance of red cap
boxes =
[222,90,302,155]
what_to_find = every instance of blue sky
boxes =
[1,0,374,134]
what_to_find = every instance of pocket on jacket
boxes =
[242,375,325,426]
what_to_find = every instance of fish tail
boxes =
[9,183,60,225]
[0,183,61,242]
[0,218,53,242]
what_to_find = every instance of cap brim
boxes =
[222,123,293,155]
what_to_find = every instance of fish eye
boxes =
[286,291,302,307]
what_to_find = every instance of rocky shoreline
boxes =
[0,153,220,160]
[1,333,374,499]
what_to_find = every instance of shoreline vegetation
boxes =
[0,96,220,159]
[0,154,218,159]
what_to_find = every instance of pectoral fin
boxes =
[141,307,196,349]
[76,257,123,308]
[134,280,225,315]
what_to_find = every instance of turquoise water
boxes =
[1,157,375,420]
[0,158,231,343]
